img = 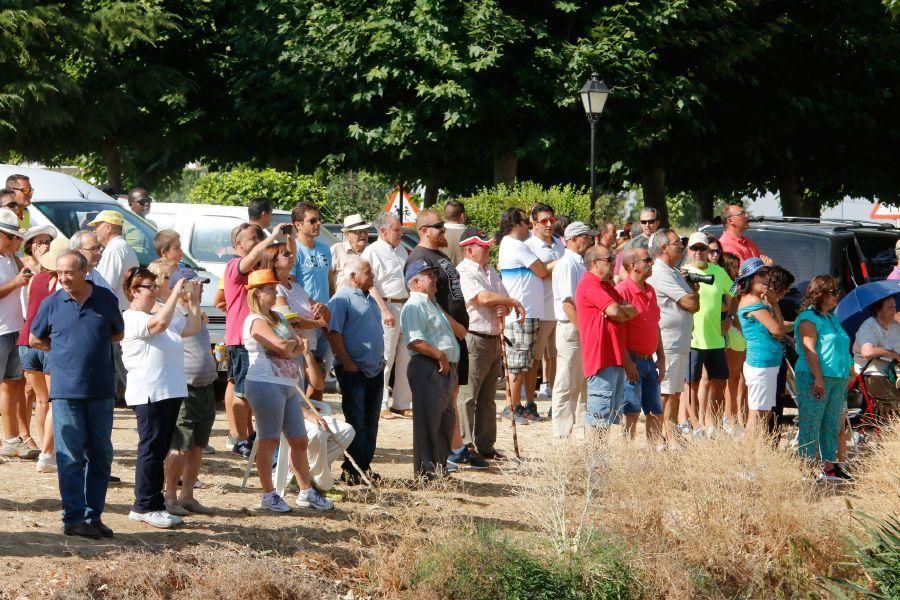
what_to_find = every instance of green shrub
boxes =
[408,523,639,599]
[186,168,326,210]
[828,513,900,599]
[321,170,394,222]
[449,182,625,236]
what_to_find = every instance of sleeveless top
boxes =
[738,301,782,368]
[18,271,57,346]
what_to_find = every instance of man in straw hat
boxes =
[332,213,371,291]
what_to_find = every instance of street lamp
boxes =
[580,74,609,225]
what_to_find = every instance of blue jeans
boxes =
[52,398,115,526]
[335,365,384,475]
[587,366,626,428]
[623,357,663,415]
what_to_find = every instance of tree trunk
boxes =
[423,178,440,208]
[695,189,715,223]
[102,141,123,192]
[641,165,669,227]
[778,171,805,216]
[493,152,517,186]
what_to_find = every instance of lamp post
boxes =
[580,74,609,225]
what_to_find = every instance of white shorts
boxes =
[660,351,688,395]
[743,364,779,411]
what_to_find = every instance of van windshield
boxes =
[738,230,832,292]
[853,231,898,281]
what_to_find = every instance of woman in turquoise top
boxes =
[793,275,851,482]
[734,258,787,434]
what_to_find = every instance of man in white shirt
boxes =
[550,222,595,439]
[456,228,523,463]
[497,207,551,424]
[90,210,139,310]
[332,214,370,291]
[361,213,412,418]
[524,203,563,405]
[70,230,111,290]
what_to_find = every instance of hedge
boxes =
[186,168,325,210]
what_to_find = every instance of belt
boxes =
[468,330,500,339]
[387,298,407,304]
[630,352,654,360]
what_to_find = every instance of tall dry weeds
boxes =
[850,417,900,519]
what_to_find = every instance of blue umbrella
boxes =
[835,280,900,342]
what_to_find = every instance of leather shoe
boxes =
[92,521,114,538]
[63,523,102,539]
[390,408,413,418]
[379,409,397,420]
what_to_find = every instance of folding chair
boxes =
[241,433,292,498]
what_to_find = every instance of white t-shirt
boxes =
[121,310,188,405]
[525,235,564,321]
[498,236,544,322]
[0,254,24,335]
[243,313,301,387]
[96,235,139,310]
[551,249,585,322]
[276,281,317,351]
[853,316,900,374]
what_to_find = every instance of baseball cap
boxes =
[87,210,125,227]
[564,221,599,240]
[169,265,211,289]
[459,227,494,247]
[687,232,710,249]
[404,259,437,283]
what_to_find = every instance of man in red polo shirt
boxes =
[616,247,664,445]
[575,244,637,433]
[718,204,774,265]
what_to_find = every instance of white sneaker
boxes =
[128,510,182,528]
[722,417,734,435]
[536,384,551,400]
[675,422,692,436]
[705,426,717,438]
[296,488,334,511]
[260,491,292,513]
[36,452,57,473]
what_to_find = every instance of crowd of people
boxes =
[0,172,888,540]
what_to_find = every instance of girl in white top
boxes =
[122,266,201,529]
[242,268,333,513]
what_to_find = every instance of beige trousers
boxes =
[551,321,587,439]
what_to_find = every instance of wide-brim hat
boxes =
[38,237,70,271]
[459,227,494,247]
[729,257,770,295]
[0,208,27,238]
[87,209,124,227]
[246,268,279,290]
[24,224,58,243]
[342,213,370,231]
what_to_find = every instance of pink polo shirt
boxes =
[224,257,251,347]
[718,229,763,263]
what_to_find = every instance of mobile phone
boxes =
[182,280,194,295]
[282,223,294,235]
[22,268,32,276]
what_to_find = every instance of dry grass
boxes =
[851,417,900,519]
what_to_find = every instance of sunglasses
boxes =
[826,287,839,296]
[421,221,445,230]
[689,245,708,251]
[535,217,557,226]
[640,219,657,225]
[31,239,51,247]
[135,284,160,291]
[135,198,152,206]
[2,202,18,210]
[593,256,615,263]
[280,251,294,259]
[1,232,18,241]
[304,217,321,224]
[708,248,721,254]
[9,186,33,195]
[632,257,654,265]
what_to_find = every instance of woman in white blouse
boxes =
[121,266,201,529]
[852,296,900,399]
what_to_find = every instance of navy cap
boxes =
[404,259,437,283]
[169,265,211,289]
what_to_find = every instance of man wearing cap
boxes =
[362,212,412,419]
[576,244,637,432]
[92,210,139,310]
[326,256,385,484]
[30,249,124,539]
[5,174,33,229]
[455,227,523,464]
[401,260,460,478]
[70,230,111,291]
[0,208,34,459]
[647,229,699,445]
[332,214,370,291]
[525,203,563,406]
[718,204,773,265]
[682,231,736,435]
[550,222,595,439]
[616,247,665,444]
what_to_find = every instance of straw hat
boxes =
[245,269,279,290]
[38,237,70,272]
[342,214,370,232]
[0,208,26,238]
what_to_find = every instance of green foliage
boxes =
[186,169,325,210]
[453,181,625,237]
[828,513,900,599]
[320,171,394,222]
[409,523,639,599]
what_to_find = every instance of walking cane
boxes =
[497,318,521,459]
[294,383,376,491]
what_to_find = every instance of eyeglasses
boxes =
[535,217,557,226]
[632,257,654,265]
[729,211,747,219]
[1,232,18,241]
[9,186,33,195]
[81,245,102,253]
[31,239,51,247]
[421,221,445,230]
[135,284,160,291]
[640,219,657,225]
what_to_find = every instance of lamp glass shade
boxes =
[580,77,610,115]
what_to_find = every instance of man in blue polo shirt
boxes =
[326,256,384,485]
[30,250,124,540]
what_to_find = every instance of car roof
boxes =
[702,217,898,237]
[0,164,115,203]
[143,202,290,217]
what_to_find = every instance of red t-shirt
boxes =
[718,229,763,263]
[575,273,627,377]
[615,277,660,355]
[224,257,251,347]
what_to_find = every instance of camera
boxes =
[22,268,32,276]
[683,271,715,285]
[281,223,294,235]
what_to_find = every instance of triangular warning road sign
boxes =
[383,188,420,227]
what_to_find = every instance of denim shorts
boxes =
[227,345,249,398]
[0,332,22,381]
[586,366,626,428]
[20,346,49,373]
[623,356,663,415]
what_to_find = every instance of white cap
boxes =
[687,232,710,248]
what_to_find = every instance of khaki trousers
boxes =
[381,302,412,411]
[551,321,587,438]
[457,333,500,453]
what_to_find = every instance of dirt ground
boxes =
[0,391,573,597]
